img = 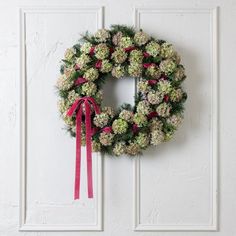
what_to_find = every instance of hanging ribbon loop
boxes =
[67,96,100,199]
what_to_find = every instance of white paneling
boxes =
[133,7,219,231]
[0,0,235,235]
[19,7,104,231]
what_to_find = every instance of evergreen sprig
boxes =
[110,24,135,37]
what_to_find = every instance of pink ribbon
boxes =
[147,111,158,119]
[75,77,87,86]
[67,97,100,199]
[160,75,168,80]
[89,47,95,55]
[102,126,113,133]
[143,63,155,68]
[91,127,99,136]
[143,52,150,58]
[74,64,80,70]
[124,46,136,52]
[148,80,158,85]
[164,95,169,102]
[95,60,102,69]
[132,124,139,134]
[109,47,114,53]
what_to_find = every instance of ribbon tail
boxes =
[67,99,79,117]
[74,107,82,200]
[85,100,93,198]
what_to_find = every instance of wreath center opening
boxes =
[102,76,136,109]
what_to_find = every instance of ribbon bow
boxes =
[67,96,100,199]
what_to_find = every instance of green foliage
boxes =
[100,145,113,156]
[58,89,69,99]
[115,130,134,142]
[61,59,73,66]
[75,86,83,94]
[170,101,185,114]
[162,121,175,133]
[73,43,81,52]
[110,24,135,37]
[96,74,110,89]
[119,103,134,112]
[66,127,76,138]
[81,31,97,44]
[60,65,64,74]
[134,92,143,109]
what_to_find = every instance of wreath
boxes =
[56,25,187,198]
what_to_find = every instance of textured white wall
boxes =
[0,0,236,236]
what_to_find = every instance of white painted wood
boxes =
[1,1,236,236]
[19,6,104,231]
[133,7,219,231]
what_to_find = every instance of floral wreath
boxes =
[57,25,187,158]
[57,25,187,199]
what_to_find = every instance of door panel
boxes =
[0,0,236,236]
[133,7,217,231]
[20,7,103,231]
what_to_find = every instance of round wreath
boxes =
[56,25,187,157]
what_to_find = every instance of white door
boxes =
[0,0,235,235]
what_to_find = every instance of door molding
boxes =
[19,6,104,232]
[133,6,219,231]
